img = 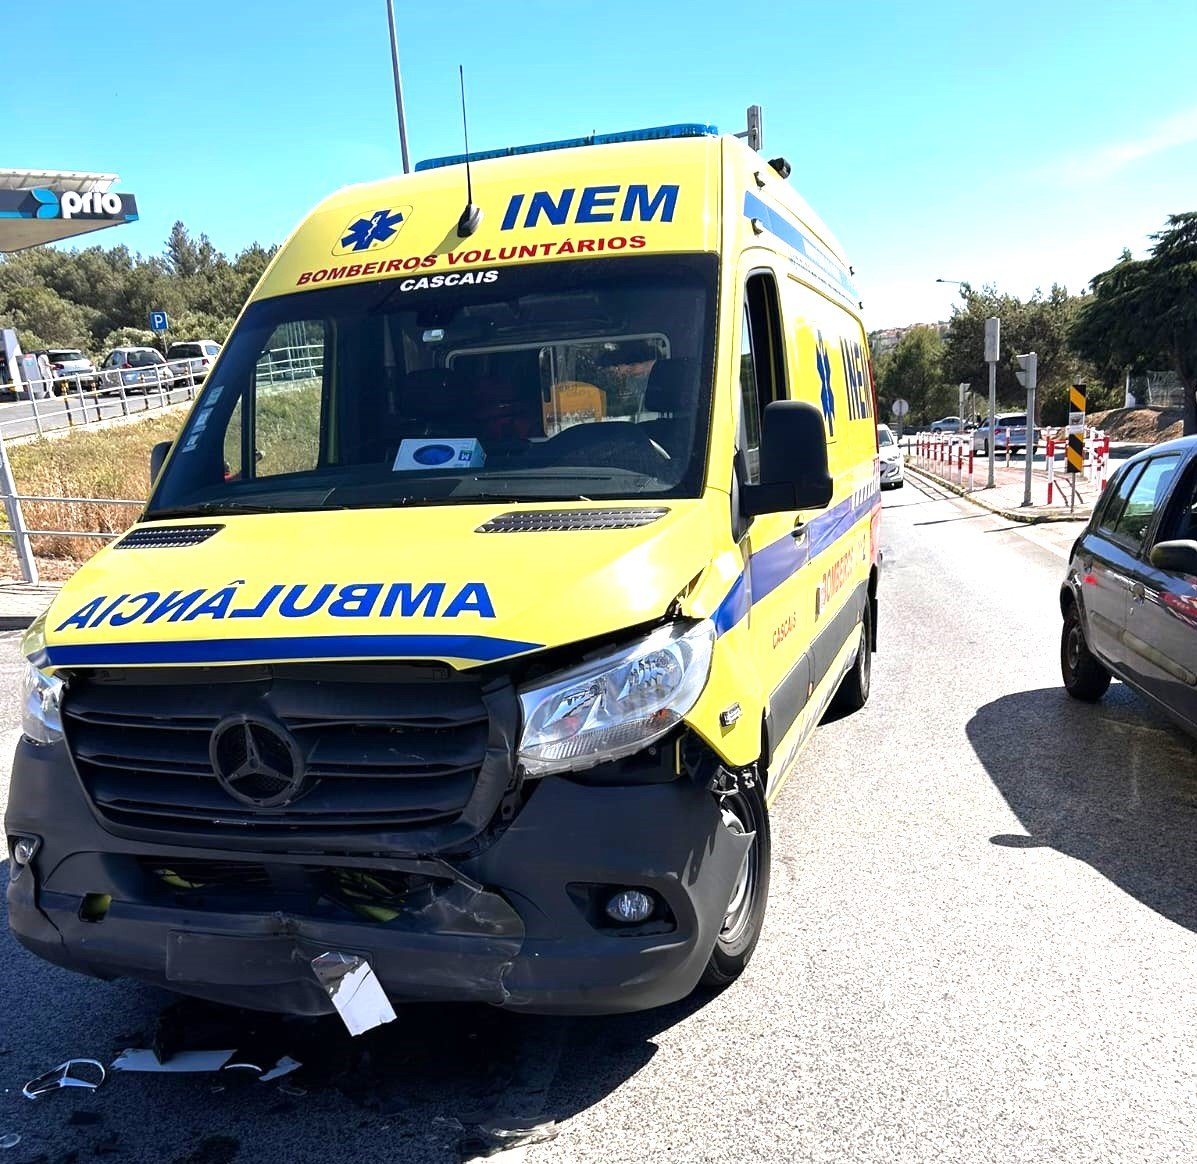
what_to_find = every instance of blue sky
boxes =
[5,0,1195,328]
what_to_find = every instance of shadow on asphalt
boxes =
[0,871,715,1161]
[912,513,989,527]
[967,683,1197,930]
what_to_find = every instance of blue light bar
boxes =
[415,122,720,171]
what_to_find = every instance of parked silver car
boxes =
[98,346,175,393]
[166,339,221,385]
[973,412,1038,455]
[930,415,965,433]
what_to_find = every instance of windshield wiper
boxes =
[146,500,334,519]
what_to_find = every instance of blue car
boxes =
[1060,435,1197,735]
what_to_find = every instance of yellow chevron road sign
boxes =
[1066,384,1086,473]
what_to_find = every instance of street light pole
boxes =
[385,0,412,173]
[984,318,1000,489]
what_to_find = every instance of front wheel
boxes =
[1061,604,1111,701]
[830,599,873,715]
[700,778,771,988]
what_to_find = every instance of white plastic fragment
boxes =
[0,1133,21,1150]
[110,1048,235,1073]
[22,1058,107,1100]
[310,951,397,1037]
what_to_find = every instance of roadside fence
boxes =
[2,365,203,441]
[0,345,326,584]
[911,427,1112,508]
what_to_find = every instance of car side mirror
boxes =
[741,400,834,517]
[150,440,172,486]
[1149,539,1197,575]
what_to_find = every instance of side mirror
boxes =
[149,440,172,487]
[1149,539,1197,575]
[741,400,833,517]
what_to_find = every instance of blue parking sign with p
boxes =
[149,310,169,333]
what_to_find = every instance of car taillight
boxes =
[201,358,210,366]
[51,363,64,371]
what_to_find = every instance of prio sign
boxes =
[59,190,123,219]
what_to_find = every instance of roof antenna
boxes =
[456,65,482,238]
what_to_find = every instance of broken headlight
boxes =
[21,662,64,746]
[517,620,714,775]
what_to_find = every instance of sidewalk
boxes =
[0,580,62,630]
[907,458,1096,523]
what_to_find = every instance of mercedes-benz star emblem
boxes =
[209,715,308,809]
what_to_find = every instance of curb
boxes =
[906,464,1089,525]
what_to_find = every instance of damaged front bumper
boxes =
[6,738,749,1016]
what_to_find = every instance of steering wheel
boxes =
[544,422,671,475]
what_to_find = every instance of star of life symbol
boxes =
[815,331,835,437]
[334,207,408,255]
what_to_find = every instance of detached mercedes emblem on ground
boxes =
[209,715,308,808]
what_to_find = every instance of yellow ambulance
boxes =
[8,123,881,1015]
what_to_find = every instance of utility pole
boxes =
[984,318,1000,489]
[385,0,412,173]
[1016,353,1038,507]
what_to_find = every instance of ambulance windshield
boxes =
[149,255,717,516]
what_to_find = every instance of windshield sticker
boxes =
[204,385,223,403]
[191,407,213,433]
[393,438,485,471]
[295,236,646,287]
[53,580,498,632]
[180,433,201,453]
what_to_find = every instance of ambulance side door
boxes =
[786,285,875,691]
[736,268,816,755]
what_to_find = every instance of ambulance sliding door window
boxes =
[737,272,786,484]
[249,321,327,478]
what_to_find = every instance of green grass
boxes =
[1,411,186,574]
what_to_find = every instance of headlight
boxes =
[517,620,715,775]
[22,662,64,745]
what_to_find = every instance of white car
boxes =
[166,339,221,385]
[878,423,904,488]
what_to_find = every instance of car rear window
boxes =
[1110,454,1183,548]
[49,350,83,361]
[168,344,203,359]
[128,350,163,367]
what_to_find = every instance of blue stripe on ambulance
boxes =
[713,485,879,637]
[742,191,859,306]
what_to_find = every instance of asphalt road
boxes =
[0,386,195,440]
[3,480,1197,1163]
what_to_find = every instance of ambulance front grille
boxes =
[60,663,514,846]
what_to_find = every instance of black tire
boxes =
[1061,604,1111,702]
[830,599,873,715]
[701,777,771,988]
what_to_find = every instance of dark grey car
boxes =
[1060,435,1197,735]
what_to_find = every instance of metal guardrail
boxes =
[2,364,201,440]
[0,344,327,582]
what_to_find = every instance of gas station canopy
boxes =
[0,169,138,252]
